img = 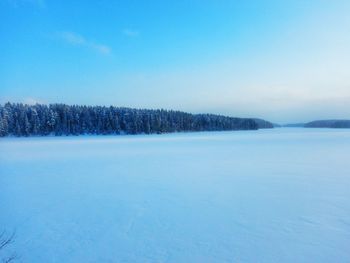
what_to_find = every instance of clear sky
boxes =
[1,0,350,123]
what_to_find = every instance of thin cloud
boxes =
[90,44,111,55]
[57,31,111,55]
[122,29,139,37]
[59,31,86,45]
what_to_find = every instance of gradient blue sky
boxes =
[1,0,350,123]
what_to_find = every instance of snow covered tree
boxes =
[0,102,258,137]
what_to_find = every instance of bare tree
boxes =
[0,231,17,263]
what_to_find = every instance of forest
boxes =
[304,120,350,128]
[0,103,258,137]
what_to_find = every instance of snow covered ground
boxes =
[1,128,350,263]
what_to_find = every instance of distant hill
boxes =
[283,123,305,127]
[253,118,275,129]
[304,120,350,128]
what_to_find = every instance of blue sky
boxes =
[1,0,350,123]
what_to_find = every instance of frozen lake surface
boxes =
[1,128,350,262]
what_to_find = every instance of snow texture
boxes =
[1,128,350,262]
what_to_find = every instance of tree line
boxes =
[0,102,258,137]
[304,120,350,128]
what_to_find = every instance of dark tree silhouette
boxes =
[304,119,350,128]
[0,102,258,137]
